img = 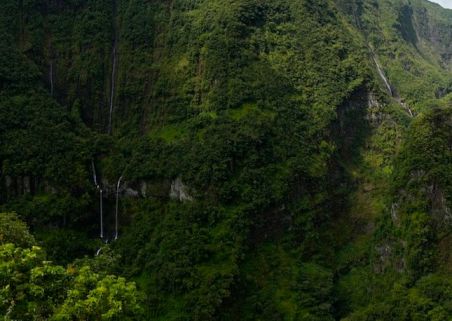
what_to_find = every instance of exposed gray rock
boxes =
[124,187,139,197]
[170,177,193,202]
[374,242,406,273]
[391,202,400,225]
[140,181,147,197]
[366,92,387,125]
[428,184,452,226]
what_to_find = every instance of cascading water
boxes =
[108,0,119,134]
[372,56,393,96]
[400,100,414,117]
[108,41,117,134]
[99,187,104,239]
[91,160,104,239]
[372,55,414,118]
[91,160,98,186]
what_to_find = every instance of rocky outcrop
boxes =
[428,184,452,226]
[170,177,193,202]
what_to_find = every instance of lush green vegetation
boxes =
[0,0,451,320]
[0,213,143,320]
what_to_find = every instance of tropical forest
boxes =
[0,0,451,320]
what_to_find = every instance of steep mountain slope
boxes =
[0,0,450,320]
[338,0,452,109]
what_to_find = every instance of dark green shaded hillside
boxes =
[0,0,451,320]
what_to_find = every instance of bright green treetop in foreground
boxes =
[0,214,144,320]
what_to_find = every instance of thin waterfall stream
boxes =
[108,1,118,134]
[91,160,98,186]
[372,55,414,118]
[372,56,393,96]
[108,41,117,134]
[91,160,104,239]
[100,188,104,239]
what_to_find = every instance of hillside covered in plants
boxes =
[0,0,451,320]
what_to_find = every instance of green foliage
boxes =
[52,266,143,321]
[393,107,452,207]
[0,243,144,321]
[344,274,452,321]
[389,107,452,276]
[0,212,35,247]
[0,92,90,188]
[296,263,335,321]
[0,0,450,321]
[117,202,243,320]
[35,228,98,266]
[404,212,436,279]
[338,106,452,320]
[349,0,452,110]
[0,244,68,320]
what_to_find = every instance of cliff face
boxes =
[412,0,452,69]
[337,0,452,104]
[0,1,451,320]
[1,0,450,129]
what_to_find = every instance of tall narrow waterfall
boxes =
[91,160,98,186]
[372,56,392,96]
[108,41,117,134]
[91,160,104,239]
[372,55,414,118]
[99,188,104,239]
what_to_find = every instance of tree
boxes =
[0,243,144,321]
[0,212,35,247]
[52,266,144,321]
[0,244,67,320]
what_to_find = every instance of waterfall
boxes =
[91,160,98,186]
[408,106,414,117]
[400,100,414,118]
[114,175,123,240]
[372,55,414,118]
[108,40,117,134]
[372,56,393,96]
[91,160,104,239]
[100,188,104,239]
